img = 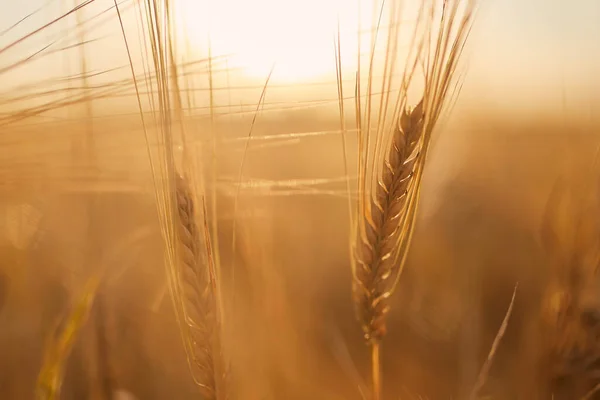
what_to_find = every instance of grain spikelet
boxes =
[354,100,425,342]
[353,0,477,343]
[350,0,478,397]
[175,174,222,400]
[127,0,227,396]
[36,276,99,400]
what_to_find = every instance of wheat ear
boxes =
[351,1,478,398]
[354,100,425,344]
[175,174,223,400]
[354,99,426,400]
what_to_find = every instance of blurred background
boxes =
[0,0,599,399]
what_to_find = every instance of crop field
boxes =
[1,0,599,399]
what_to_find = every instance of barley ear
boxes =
[174,174,225,400]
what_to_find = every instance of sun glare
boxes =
[175,0,375,83]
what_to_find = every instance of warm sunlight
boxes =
[5,0,600,399]
[175,0,375,83]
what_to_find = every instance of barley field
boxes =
[1,0,600,399]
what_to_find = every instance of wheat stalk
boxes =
[350,1,478,398]
[111,0,229,396]
[174,174,224,400]
[354,95,426,400]
[353,100,426,400]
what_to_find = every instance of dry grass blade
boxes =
[582,382,600,400]
[469,283,518,400]
[36,276,100,400]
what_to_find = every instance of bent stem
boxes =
[371,340,381,400]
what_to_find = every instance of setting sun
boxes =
[174,0,375,83]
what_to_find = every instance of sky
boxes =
[0,0,598,221]
[0,0,599,115]
[465,0,600,112]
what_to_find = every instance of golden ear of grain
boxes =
[536,181,600,396]
[174,174,223,400]
[351,0,479,348]
[354,101,425,343]
[36,276,99,400]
